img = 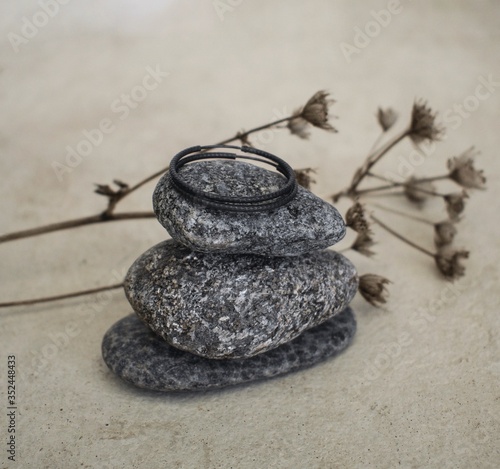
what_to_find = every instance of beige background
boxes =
[1,1,499,468]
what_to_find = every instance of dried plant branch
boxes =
[347,128,410,195]
[365,108,398,157]
[367,172,450,185]
[0,212,156,244]
[3,91,341,246]
[221,117,293,144]
[0,117,300,245]
[331,129,409,201]
[359,185,447,198]
[0,283,123,308]
[370,214,434,257]
[332,100,444,202]
[339,101,479,283]
[367,203,458,249]
[118,116,295,203]
[365,202,434,225]
[358,173,434,197]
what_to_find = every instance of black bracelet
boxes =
[168,145,298,212]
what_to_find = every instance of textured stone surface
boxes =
[102,307,356,392]
[124,240,358,359]
[153,160,346,256]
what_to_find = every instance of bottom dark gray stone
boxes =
[101,307,356,392]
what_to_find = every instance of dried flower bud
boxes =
[358,274,391,306]
[377,107,398,132]
[403,177,436,204]
[444,191,468,221]
[345,202,371,234]
[294,168,316,190]
[288,91,337,138]
[293,168,316,189]
[434,247,469,280]
[447,148,486,189]
[434,221,457,247]
[301,90,337,131]
[94,184,115,196]
[287,116,310,139]
[351,231,375,257]
[409,100,444,144]
[113,179,129,190]
[236,131,252,147]
[300,90,337,131]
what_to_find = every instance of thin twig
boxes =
[217,117,292,145]
[0,283,123,308]
[356,182,402,194]
[349,128,410,193]
[332,128,410,201]
[357,182,447,197]
[105,117,294,206]
[360,191,408,198]
[0,212,155,244]
[367,172,450,185]
[366,202,434,225]
[371,214,434,257]
[111,117,293,197]
[368,131,385,155]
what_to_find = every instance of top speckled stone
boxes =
[153,160,346,256]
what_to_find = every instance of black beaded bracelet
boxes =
[168,145,298,212]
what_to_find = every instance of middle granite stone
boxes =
[153,160,346,256]
[124,240,358,359]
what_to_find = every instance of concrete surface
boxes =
[1,1,499,468]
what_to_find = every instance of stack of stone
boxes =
[102,159,359,392]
